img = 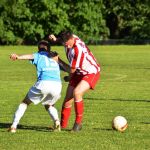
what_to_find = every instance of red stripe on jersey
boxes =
[78,52,89,74]
[79,52,84,68]
[86,46,97,62]
[86,46,100,68]
[81,69,89,74]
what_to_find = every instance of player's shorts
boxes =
[27,80,62,105]
[69,72,100,89]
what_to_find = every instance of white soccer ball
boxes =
[112,116,128,132]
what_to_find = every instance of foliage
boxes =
[64,0,109,41]
[103,0,150,40]
[0,0,150,44]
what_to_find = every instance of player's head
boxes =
[59,30,74,48]
[38,40,51,52]
[59,30,73,42]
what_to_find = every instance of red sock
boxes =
[74,100,84,124]
[61,107,71,128]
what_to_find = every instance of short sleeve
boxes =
[30,53,39,65]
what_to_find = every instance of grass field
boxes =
[0,45,150,150]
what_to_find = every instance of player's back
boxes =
[32,51,61,82]
[65,38,100,75]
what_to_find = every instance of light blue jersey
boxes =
[31,51,61,82]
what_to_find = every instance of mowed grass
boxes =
[0,45,150,150]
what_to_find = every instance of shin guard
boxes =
[74,100,84,124]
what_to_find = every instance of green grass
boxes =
[0,45,150,150]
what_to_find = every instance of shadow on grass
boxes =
[93,128,113,131]
[0,122,71,132]
[85,97,150,103]
[137,67,150,70]
[140,122,150,125]
[0,122,53,132]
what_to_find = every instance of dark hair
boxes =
[38,40,51,52]
[58,30,73,42]
[38,40,58,58]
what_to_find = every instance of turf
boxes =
[0,45,150,150]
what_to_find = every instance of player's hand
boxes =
[64,76,70,82]
[49,34,57,41]
[49,51,58,57]
[10,54,18,60]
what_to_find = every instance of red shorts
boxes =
[69,72,100,89]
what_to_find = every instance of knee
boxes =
[63,99,73,108]
[44,105,52,111]
[73,89,82,98]
[22,97,32,106]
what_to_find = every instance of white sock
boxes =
[47,106,59,123]
[11,103,27,128]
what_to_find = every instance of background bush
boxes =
[0,0,149,44]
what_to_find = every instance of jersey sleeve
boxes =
[70,45,82,69]
[30,53,39,65]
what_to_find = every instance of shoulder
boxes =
[32,52,39,59]
[33,52,47,62]
[33,52,40,56]
[51,56,59,63]
[34,51,49,59]
[74,38,86,49]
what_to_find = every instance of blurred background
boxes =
[0,0,150,45]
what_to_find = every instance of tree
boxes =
[1,0,149,44]
[0,0,70,44]
[65,0,109,42]
[103,0,150,40]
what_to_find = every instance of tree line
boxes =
[0,0,150,45]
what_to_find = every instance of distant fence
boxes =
[1,39,150,46]
[87,39,150,45]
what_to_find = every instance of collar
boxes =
[38,51,49,55]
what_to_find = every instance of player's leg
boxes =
[44,104,60,131]
[61,85,74,129]
[72,80,90,131]
[42,81,62,131]
[9,96,32,133]
[9,81,45,133]
[72,73,100,131]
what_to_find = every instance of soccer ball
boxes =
[112,116,128,132]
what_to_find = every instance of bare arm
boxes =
[58,57,70,73]
[63,68,77,82]
[51,54,76,81]
[69,68,76,78]
[49,34,62,44]
[51,56,70,73]
[49,34,57,42]
[10,54,34,61]
[70,68,76,74]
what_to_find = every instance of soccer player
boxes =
[8,40,69,133]
[49,31,100,131]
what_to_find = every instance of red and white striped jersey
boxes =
[65,37,100,75]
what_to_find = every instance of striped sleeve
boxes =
[70,45,82,69]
